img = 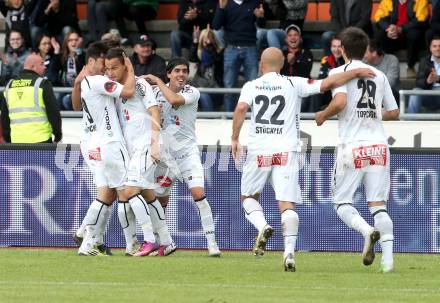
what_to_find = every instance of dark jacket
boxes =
[60,53,85,87]
[318,54,345,79]
[212,0,265,46]
[43,53,62,86]
[0,0,38,48]
[0,70,62,143]
[281,46,313,77]
[431,0,440,34]
[415,55,440,89]
[375,0,429,33]
[35,0,81,36]
[130,53,166,81]
[177,0,217,34]
[330,0,372,34]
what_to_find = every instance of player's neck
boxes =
[169,82,181,93]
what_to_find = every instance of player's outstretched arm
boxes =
[320,68,376,92]
[382,108,400,121]
[142,74,186,105]
[119,53,136,99]
[148,105,161,163]
[231,102,248,160]
[315,93,347,126]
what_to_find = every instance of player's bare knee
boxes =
[158,196,169,208]
[278,201,295,213]
[97,187,117,204]
[140,189,156,202]
[190,187,205,201]
[368,201,386,207]
[118,186,140,201]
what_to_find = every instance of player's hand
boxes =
[123,52,134,72]
[315,111,326,126]
[219,0,228,8]
[185,7,198,20]
[355,68,376,79]
[150,142,161,164]
[142,74,162,85]
[231,139,243,161]
[427,68,438,84]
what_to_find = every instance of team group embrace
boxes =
[73,27,399,273]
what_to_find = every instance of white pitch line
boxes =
[0,281,439,295]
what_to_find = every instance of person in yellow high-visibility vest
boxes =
[0,53,62,143]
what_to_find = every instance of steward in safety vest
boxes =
[0,54,62,143]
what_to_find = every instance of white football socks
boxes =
[79,200,109,252]
[117,201,138,251]
[281,209,299,258]
[370,205,394,265]
[96,204,112,245]
[335,204,373,237]
[128,195,156,243]
[195,197,217,245]
[242,197,268,232]
[76,221,86,238]
[148,199,173,246]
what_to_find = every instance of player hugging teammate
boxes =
[72,42,219,257]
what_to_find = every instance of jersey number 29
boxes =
[357,79,376,109]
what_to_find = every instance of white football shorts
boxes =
[241,151,302,203]
[124,147,156,189]
[332,141,390,204]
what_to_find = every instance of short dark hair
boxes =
[367,39,384,56]
[166,57,189,73]
[105,47,125,64]
[86,41,109,62]
[339,27,369,60]
[430,35,440,45]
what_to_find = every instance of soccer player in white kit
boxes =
[315,27,399,273]
[144,58,221,257]
[71,43,139,256]
[105,48,176,256]
[232,47,376,271]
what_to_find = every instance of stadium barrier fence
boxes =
[1,144,439,253]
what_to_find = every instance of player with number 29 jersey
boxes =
[239,72,322,154]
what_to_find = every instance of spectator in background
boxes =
[35,0,81,41]
[407,36,440,113]
[171,0,218,58]
[34,33,62,85]
[130,34,166,80]
[1,29,30,84]
[426,0,440,47]
[308,35,344,112]
[321,0,372,55]
[190,25,223,111]
[213,0,265,111]
[373,0,429,78]
[281,24,313,78]
[363,39,400,102]
[258,0,308,50]
[0,0,39,48]
[0,53,62,143]
[122,0,158,34]
[59,31,84,110]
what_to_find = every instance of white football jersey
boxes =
[154,84,200,152]
[330,60,398,144]
[116,77,158,155]
[239,72,322,154]
[80,75,125,147]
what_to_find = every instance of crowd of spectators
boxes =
[0,0,439,113]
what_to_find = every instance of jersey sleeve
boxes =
[382,76,398,111]
[238,82,253,105]
[328,68,347,97]
[179,85,200,104]
[293,77,322,98]
[89,75,124,98]
[137,79,157,109]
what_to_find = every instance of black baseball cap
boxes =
[134,34,156,48]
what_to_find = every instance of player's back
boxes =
[80,75,124,147]
[240,72,322,154]
[329,60,397,144]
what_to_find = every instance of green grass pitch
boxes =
[0,248,439,303]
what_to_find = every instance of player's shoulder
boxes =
[329,64,347,75]
[181,84,199,94]
[135,77,152,97]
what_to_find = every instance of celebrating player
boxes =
[316,27,399,273]
[143,58,221,257]
[105,48,176,256]
[232,47,376,271]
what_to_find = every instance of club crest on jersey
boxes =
[136,82,146,96]
[352,144,387,169]
[168,115,180,125]
[104,81,117,93]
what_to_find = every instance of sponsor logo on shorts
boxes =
[88,147,102,161]
[352,144,387,169]
[257,152,289,168]
[104,81,117,93]
[156,176,173,188]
